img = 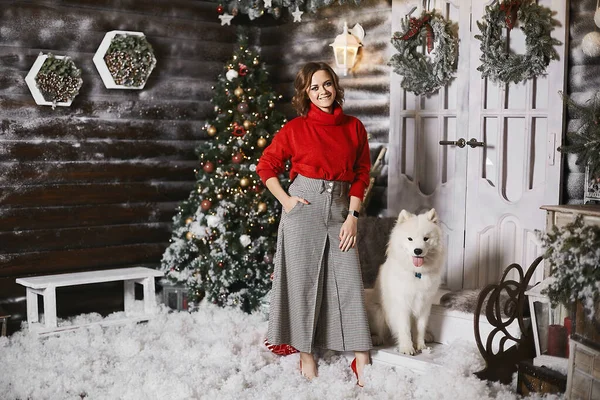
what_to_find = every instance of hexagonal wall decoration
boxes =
[93,30,157,90]
[24,53,83,108]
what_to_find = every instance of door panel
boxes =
[464,0,566,288]
[389,0,470,289]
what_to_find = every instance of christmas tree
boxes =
[161,32,287,313]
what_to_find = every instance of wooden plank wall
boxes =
[565,0,600,204]
[0,0,241,329]
[259,0,392,213]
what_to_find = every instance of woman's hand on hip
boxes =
[282,195,309,213]
[339,216,358,252]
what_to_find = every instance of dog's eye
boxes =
[424,237,429,242]
[408,237,413,241]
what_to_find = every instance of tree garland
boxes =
[389,10,458,96]
[474,0,561,84]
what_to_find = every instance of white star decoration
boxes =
[219,13,234,26]
[291,6,303,23]
[264,0,272,7]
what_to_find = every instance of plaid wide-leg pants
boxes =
[266,175,372,353]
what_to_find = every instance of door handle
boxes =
[439,138,466,148]
[467,138,485,148]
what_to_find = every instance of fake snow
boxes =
[0,302,563,400]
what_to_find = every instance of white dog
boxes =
[366,209,445,355]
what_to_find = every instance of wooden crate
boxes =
[517,360,566,396]
[566,339,600,399]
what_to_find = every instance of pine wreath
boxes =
[389,10,457,96]
[475,0,561,84]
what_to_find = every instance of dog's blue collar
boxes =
[415,272,422,279]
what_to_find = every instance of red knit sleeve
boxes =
[349,122,371,201]
[256,124,292,184]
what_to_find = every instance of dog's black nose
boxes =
[414,248,423,256]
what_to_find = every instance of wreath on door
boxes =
[389,10,458,96]
[474,0,561,84]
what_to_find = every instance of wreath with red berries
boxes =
[389,10,458,96]
[474,0,561,84]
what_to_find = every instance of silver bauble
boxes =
[582,31,600,57]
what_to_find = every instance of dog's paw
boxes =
[371,334,384,346]
[397,343,415,355]
[415,341,428,351]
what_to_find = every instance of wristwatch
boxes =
[349,210,360,219]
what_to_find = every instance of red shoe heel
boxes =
[350,358,364,387]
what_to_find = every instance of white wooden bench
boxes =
[16,267,164,334]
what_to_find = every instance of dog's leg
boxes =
[388,308,415,355]
[415,308,432,351]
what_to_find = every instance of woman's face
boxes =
[306,69,336,114]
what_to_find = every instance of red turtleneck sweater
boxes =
[257,103,371,200]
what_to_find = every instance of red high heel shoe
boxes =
[350,358,364,387]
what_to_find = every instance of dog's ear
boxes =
[426,208,439,223]
[397,209,415,224]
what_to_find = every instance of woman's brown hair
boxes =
[291,62,345,116]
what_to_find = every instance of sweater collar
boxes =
[306,102,345,125]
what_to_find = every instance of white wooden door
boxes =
[464,0,567,288]
[388,0,471,290]
[388,0,567,290]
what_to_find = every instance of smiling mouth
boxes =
[318,95,331,100]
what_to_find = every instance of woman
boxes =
[257,62,371,386]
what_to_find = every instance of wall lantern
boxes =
[329,22,365,76]
[525,277,570,371]
[161,280,192,312]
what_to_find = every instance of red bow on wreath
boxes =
[499,0,522,30]
[399,15,434,53]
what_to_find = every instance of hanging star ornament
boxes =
[291,6,303,23]
[264,0,272,8]
[219,13,234,26]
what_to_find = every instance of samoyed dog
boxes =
[366,209,445,355]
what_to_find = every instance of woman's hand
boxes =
[339,215,358,251]
[282,195,309,214]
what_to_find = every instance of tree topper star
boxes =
[219,13,234,26]
[291,6,303,23]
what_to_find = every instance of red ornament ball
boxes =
[203,161,215,173]
[216,4,224,14]
[232,152,244,163]
[237,102,249,113]
[201,199,212,211]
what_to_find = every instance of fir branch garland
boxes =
[474,0,561,84]
[540,216,600,317]
[389,10,457,96]
[558,91,600,179]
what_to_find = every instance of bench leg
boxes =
[26,288,39,325]
[142,277,157,314]
[124,280,135,315]
[43,287,57,329]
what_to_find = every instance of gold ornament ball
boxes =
[268,102,275,108]
[234,86,244,97]
[253,58,259,65]
[186,231,194,240]
[240,177,250,187]
[216,193,224,200]
[207,125,217,136]
[257,202,267,213]
[257,137,267,148]
[185,217,193,225]
[268,216,276,224]
[243,119,252,130]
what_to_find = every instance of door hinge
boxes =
[463,230,466,248]
[469,12,472,32]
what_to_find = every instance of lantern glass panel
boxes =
[532,301,569,359]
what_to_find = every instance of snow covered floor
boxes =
[0,303,564,400]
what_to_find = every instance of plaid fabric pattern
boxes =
[267,175,372,353]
